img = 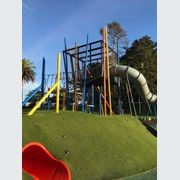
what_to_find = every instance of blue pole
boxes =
[41,57,45,108]
[64,38,70,109]
[41,57,45,98]
[117,77,122,114]
[117,40,119,64]
[82,34,89,112]
[116,40,122,114]
[22,85,42,107]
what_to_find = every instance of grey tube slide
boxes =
[110,65,157,103]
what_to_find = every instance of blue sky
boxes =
[22,0,157,97]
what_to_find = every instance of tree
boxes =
[119,36,157,115]
[22,58,36,99]
[120,35,157,94]
[100,21,128,56]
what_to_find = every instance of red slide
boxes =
[22,142,71,180]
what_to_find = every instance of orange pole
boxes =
[103,28,107,116]
[105,27,113,115]
[101,92,114,115]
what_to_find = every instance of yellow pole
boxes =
[56,53,61,113]
[28,82,58,116]
[105,26,113,115]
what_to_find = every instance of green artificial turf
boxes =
[22,111,157,180]
[119,168,157,180]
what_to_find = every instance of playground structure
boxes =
[22,27,157,179]
[62,27,157,116]
[23,27,157,117]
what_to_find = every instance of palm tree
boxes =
[22,58,36,99]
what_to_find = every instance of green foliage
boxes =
[22,111,156,180]
[22,58,36,99]
[120,35,157,94]
[22,58,36,84]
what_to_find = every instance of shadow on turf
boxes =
[142,122,157,137]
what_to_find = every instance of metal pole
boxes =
[116,40,122,114]
[117,40,119,64]
[41,57,45,109]
[126,83,132,115]
[64,38,70,109]
[126,72,137,118]
[102,28,107,116]
[56,53,61,114]
[74,43,78,111]
[82,34,89,112]
[105,26,112,115]
[41,57,45,98]
[117,77,122,114]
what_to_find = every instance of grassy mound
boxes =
[22,111,156,180]
[119,168,157,180]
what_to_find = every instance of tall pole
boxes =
[117,77,122,114]
[126,83,132,115]
[105,26,112,115]
[117,40,119,64]
[56,53,61,113]
[82,34,89,112]
[103,28,107,116]
[41,57,45,98]
[41,57,45,108]
[74,43,78,111]
[64,38,70,109]
[116,39,121,114]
